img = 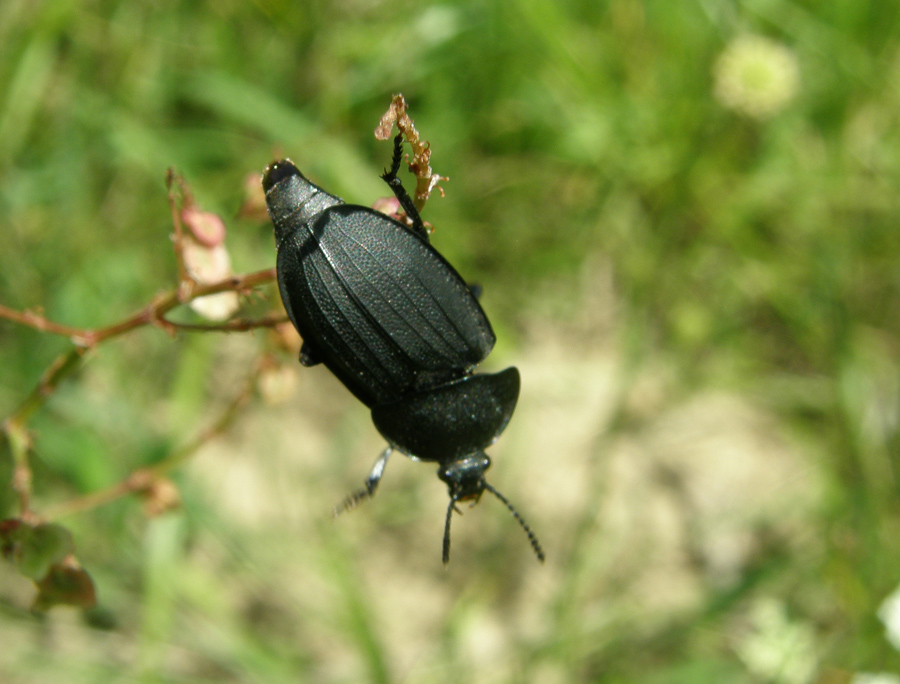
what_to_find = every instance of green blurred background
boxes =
[2,0,900,682]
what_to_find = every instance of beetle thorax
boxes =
[262,161,343,245]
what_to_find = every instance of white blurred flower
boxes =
[714,35,800,119]
[878,583,900,651]
[735,599,817,684]
[182,239,240,321]
[414,5,461,47]
[851,674,900,684]
[189,290,240,321]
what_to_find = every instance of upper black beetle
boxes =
[263,135,543,564]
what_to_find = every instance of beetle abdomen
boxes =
[274,191,495,407]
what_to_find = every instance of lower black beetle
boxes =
[263,134,544,564]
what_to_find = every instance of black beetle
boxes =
[263,134,543,564]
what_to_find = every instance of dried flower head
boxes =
[182,207,226,248]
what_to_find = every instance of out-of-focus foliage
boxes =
[2,0,900,682]
[0,519,96,610]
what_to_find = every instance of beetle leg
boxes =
[385,131,404,177]
[333,446,393,516]
[381,134,429,241]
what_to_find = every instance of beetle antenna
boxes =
[442,496,458,565]
[484,483,545,562]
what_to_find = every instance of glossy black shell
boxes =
[264,161,496,409]
[264,154,544,563]
[371,367,520,461]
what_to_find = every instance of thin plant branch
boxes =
[166,167,194,297]
[0,305,88,340]
[2,346,88,518]
[5,347,90,429]
[0,268,278,348]
[1,162,279,523]
[0,269,278,518]
[163,311,287,333]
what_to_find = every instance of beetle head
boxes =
[438,453,491,503]
[438,453,545,565]
[262,159,303,193]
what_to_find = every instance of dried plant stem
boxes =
[166,167,193,292]
[1,267,279,518]
[0,305,88,340]
[166,311,286,333]
[0,268,278,348]
[374,93,447,211]
[3,346,91,518]
[6,347,89,428]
